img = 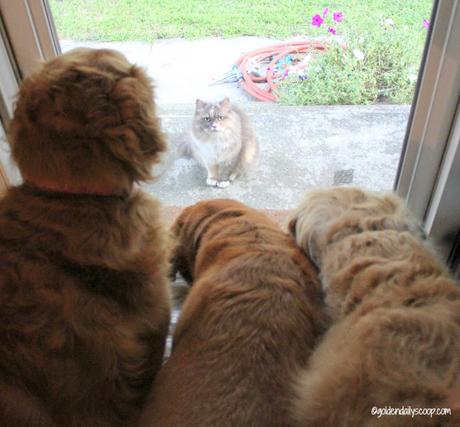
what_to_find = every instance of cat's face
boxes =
[194,98,231,133]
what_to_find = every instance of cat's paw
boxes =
[216,180,230,189]
[206,178,218,187]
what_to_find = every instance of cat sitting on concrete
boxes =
[180,98,259,188]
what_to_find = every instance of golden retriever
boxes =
[138,199,328,427]
[0,48,171,427]
[289,187,460,427]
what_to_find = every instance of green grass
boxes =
[49,0,432,42]
[50,0,316,41]
[49,0,433,104]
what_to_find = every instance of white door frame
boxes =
[0,0,60,76]
[396,0,459,216]
[395,0,460,270]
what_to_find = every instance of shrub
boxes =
[277,10,428,105]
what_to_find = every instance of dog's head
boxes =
[9,48,165,194]
[170,199,247,283]
[289,187,415,267]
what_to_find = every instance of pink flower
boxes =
[322,7,329,18]
[423,19,430,29]
[311,14,324,27]
[328,26,337,35]
[333,11,344,22]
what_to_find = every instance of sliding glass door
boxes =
[0,0,458,274]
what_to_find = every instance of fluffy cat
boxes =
[182,98,259,188]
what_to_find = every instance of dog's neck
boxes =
[25,178,126,197]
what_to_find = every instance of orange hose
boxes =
[235,41,327,102]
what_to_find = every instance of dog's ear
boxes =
[306,229,323,268]
[169,203,218,284]
[291,205,330,269]
[169,207,207,284]
[290,212,324,268]
[104,65,166,182]
[288,217,297,238]
[170,214,195,284]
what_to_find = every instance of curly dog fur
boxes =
[0,48,171,427]
[289,187,460,427]
[138,199,329,427]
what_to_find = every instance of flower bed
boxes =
[277,6,431,105]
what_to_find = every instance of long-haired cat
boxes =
[182,98,259,188]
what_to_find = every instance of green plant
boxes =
[278,43,373,105]
[278,8,429,105]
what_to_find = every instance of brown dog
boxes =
[138,199,328,427]
[0,48,171,427]
[289,187,460,427]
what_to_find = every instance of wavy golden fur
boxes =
[0,48,171,427]
[138,199,329,427]
[289,187,460,427]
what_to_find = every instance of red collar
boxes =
[25,180,124,196]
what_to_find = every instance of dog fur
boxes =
[138,199,329,427]
[289,187,460,427]
[0,48,171,427]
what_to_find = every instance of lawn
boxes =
[50,0,432,41]
[49,0,433,105]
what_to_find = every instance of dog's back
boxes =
[139,199,328,427]
[289,187,460,426]
[0,48,171,427]
[0,186,171,427]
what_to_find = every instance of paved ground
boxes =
[148,103,409,210]
[60,37,275,104]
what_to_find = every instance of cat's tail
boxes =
[234,106,259,178]
[152,133,192,179]
[240,137,259,174]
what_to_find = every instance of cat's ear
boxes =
[219,97,231,108]
[196,99,206,111]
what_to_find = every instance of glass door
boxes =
[0,0,458,273]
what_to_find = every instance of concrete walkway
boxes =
[147,103,409,210]
[60,37,275,104]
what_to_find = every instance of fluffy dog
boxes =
[138,199,328,427]
[289,187,460,427]
[0,48,171,427]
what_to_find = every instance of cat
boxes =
[180,98,259,188]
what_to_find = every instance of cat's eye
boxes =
[217,115,224,121]
[204,116,211,122]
